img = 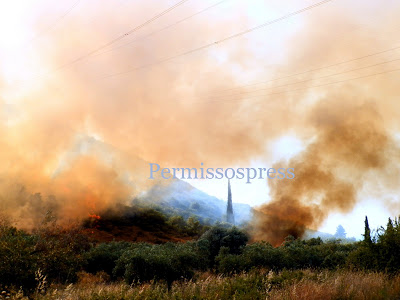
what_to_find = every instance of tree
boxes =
[0,225,37,292]
[347,216,377,271]
[166,215,186,232]
[334,225,347,239]
[363,216,372,246]
[84,241,131,278]
[376,217,400,273]
[198,226,248,266]
[186,216,202,236]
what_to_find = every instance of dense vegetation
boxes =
[1,212,400,299]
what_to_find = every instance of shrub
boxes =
[0,225,37,292]
[114,242,202,289]
[198,226,248,266]
[216,247,245,274]
[84,241,131,278]
[32,224,90,284]
[241,241,284,271]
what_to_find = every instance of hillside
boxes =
[136,179,252,225]
[71,137,252,225]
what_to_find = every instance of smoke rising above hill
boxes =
[0,1,399,235]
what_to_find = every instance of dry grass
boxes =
[5,269,400,300]
[268,270,400,300]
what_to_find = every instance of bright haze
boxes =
[0,0,399,242]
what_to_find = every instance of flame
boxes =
[88,213,101,220]
[84,189,101,219]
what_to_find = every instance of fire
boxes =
[84,189,101,220]
[88,213,101,220]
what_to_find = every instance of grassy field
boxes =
[4,269,400,300]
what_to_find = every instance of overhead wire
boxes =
[99,0,335,78]
[26,0,83,45]
[192,54,400,103]
[195,63,400,106]
[91,0,232,58]
[43,0,192,74]
[228,67,400,124]
[204,45,400,96]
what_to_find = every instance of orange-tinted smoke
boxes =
[0,1,400,230]
[252,97,394,246]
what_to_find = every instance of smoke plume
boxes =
[0,1,399,232]
[251,97,396,246]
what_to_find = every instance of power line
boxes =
[92,0,231,58]
[48,0,191,73]
[218,68,400,127]
[205,45,400,96]
[234,67,400,124]
[100,0,335,78]
[195,63,400,106]
[97,43,400,106]
[27,0,83,45]
[195,55,400,102]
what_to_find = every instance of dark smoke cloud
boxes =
[251,96,396,246]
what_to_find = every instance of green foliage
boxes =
[114,242,203,289]
[376,217,400,273]
[347,216,400,273]
[165,214,210,238]
[84,241,131,278]
[166,215,186,232]
[0,218,91,293]
[216,236,356,273]
[364,216,373,245]
[346,242,378,270]
[199,226,248,266]
[317,240,356,269]
[185,216,202,236]
[0,225,37,291]
[32,223,90,284]
[215,247,244,274]
[240,241,284,271]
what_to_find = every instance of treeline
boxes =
[1,215,399,294]
[347,216,400,273]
